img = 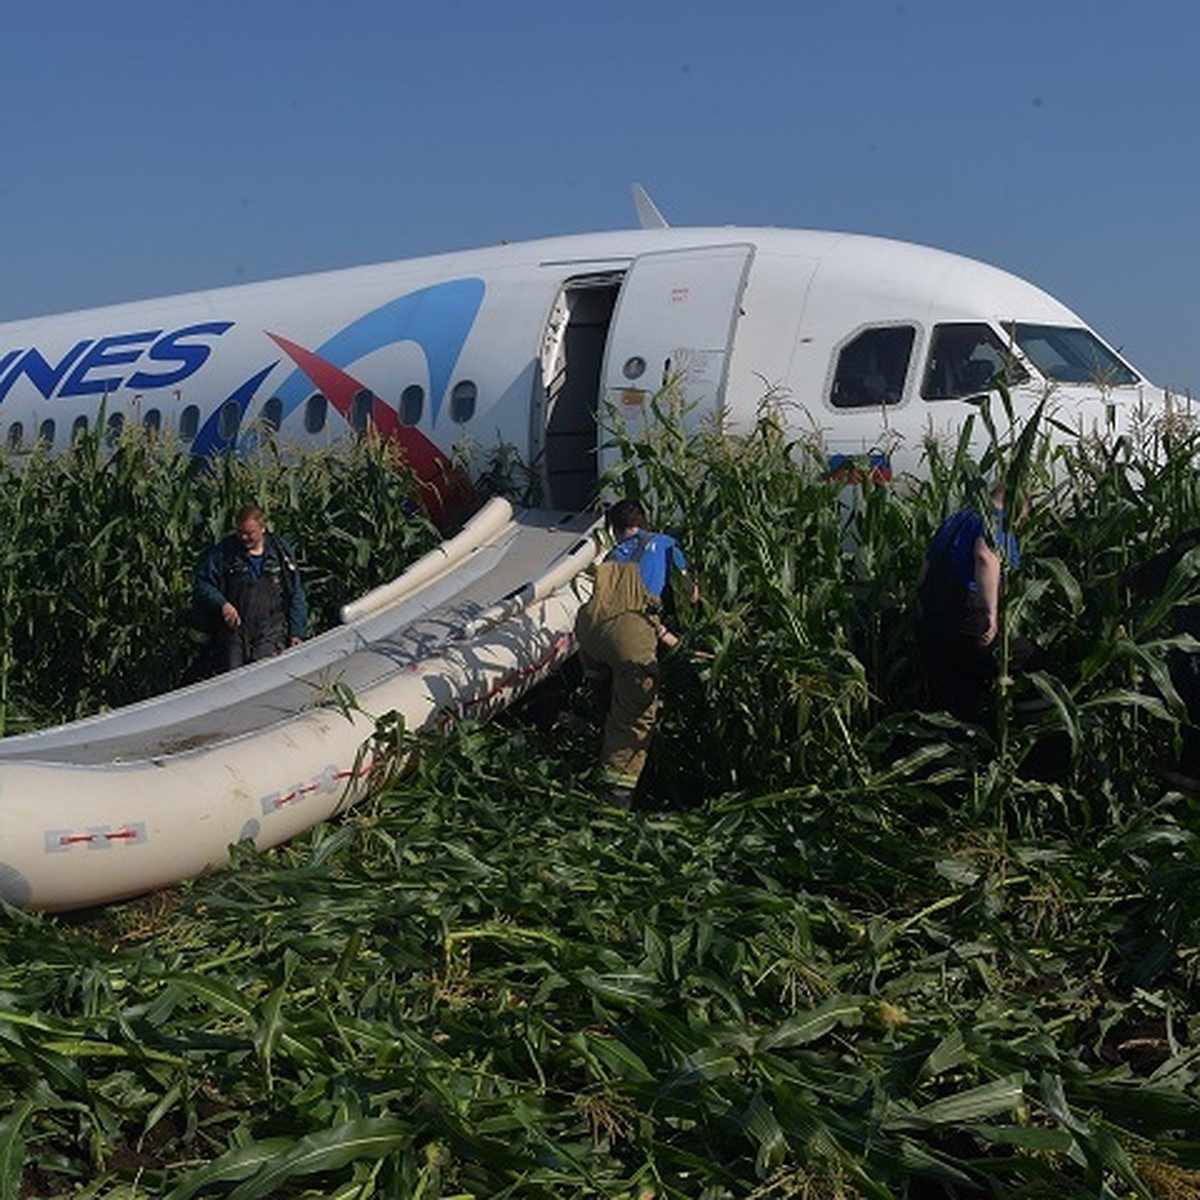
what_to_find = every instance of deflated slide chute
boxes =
[0,499,600,912]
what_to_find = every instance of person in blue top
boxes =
[574,498,697,807]
[194,503,307,674]
[916,482,1025,721]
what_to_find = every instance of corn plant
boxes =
[0,390,1197,1197]
[1,706,1196,1197]
[0,429,439,728]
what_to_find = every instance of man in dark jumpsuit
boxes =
[574,498,696,806]
[194,503,307,674]
[916,501,1009,722]
[915,478,1052,722]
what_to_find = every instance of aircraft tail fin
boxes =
[631,183,669,229]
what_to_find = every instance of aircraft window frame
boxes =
[922,323,1029,402]
[304,392,328,435]
[179,405,200,441]
[218,399,241,442]
[450,380,477,424]
[399,383,424,426]
[829,324,916,410]
[1007,322,1139,387]
[143,408,162,435]
[72,415,89,444]
[105,411,125,446]
[38,419,55,448]
[351,388,375,434]
[6,422,23,450]
[261,397,283,434]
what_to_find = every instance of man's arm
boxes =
[974,536,1001,646]
[281,541,308,641]
[670,543,700,603]
[193,543,228,616]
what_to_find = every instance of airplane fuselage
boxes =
[0,227,1159,509]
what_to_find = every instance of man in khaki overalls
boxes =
[575,498,697,807]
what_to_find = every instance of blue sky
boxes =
[1,1,1196,391]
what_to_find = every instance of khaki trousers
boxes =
[575,563,660,790]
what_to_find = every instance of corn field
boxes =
[0,423,439,733]
[0,403,1198,1198]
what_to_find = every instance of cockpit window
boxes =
[922,323,1029,401]
[1008,323,1139,387]
[830,325,915,408]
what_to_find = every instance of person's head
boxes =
[607,498,646,538]
[235,503,267,553]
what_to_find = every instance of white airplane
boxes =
[0,194,1171,911]
[0,191,1161,514]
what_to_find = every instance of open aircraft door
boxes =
[597,244,753,480]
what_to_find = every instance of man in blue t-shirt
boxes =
[916,485,1022,721]
[574,498,697,807]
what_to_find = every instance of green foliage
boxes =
[1,395,1199,1195]
[1,715,1197,1197]
[0,429,438,730]
[598,386,1200,833]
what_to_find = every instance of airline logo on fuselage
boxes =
[0,322,233,403]
[0,278,487,438]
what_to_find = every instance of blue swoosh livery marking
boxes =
[191,362,277,459]
[193,277,486,456]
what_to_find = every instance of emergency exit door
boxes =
[597,244,753,480]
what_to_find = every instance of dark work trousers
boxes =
[217,571,288,672]
[918,586,996,723]
[918,566,1049,723]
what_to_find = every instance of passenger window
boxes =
[72,415,90,443]
[7,422,23,450]
[450,380,477,423]
[38,419,55,448]
[261,397,283,433]
[218,400,241,441]
[180,405,200,440]
[351,389,375,433]
[305,393,327,434]
[143,408,161,435]
[399,384,424,426]
[922,323,1028,400]
[105,412,124,446]
[830,326,915,409]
